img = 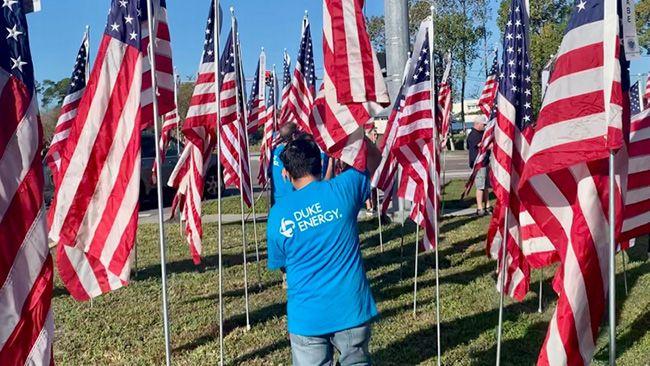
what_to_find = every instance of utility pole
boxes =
[385,0,410,222]
[384,0,409,102]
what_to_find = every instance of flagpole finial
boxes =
[230,6,235,15]
[261,46,265,52]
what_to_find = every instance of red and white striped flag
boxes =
[152,72,180,184]
[140,0,176,129]
[309,0,389,171]
[486,0,533,301]
[390,20,440,251]
[220,25,252,207]
[259,70,277,187]
[247,50,266,134]
[48,0,150,301]
[620,83,650,241]
[45,28,89,183]
[477,51,499,119]
[518,0,631,362]
[167,0,218,264]
[1,1,55,363]
[438,52,452,146]
[287,16,317,132]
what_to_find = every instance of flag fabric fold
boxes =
[518,0,631,363]
[309,0,390,172]
[247,50,266,134]
[168,0,218,264]
[49,0,147,301]
[45,29,89,183]
[1,0,55,363]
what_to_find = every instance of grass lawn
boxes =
[52,180,650,365]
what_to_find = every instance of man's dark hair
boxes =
[280,137,322,180]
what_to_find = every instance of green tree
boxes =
[368,0,486,126]
[37,78,71,107]
[637,0,650,54]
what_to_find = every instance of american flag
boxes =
[219,25,252,207]
[477,51,499,119]
[168,0,218,264]
[438,52,452,146]
[45,28,89,183]
[140,0,176,128]
[49,0,147,301]
[621,81,650,241]
[309,0,389,171]
[278,50,293,127]
[487,0,532,302]
[390,20,439,251]
[259,70,277,187]
[152,71,180,184]
[0,1,55,363]
[247,50,266,134]
[518,0,630,362]
[287,16,317,132]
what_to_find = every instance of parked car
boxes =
[140,132,222,203]
[42,133,222,207]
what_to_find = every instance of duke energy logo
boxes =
[279,202,342,238]
[280,218,296,238]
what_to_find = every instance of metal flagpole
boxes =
[622,251,628,295]
[377,188,384,252]
[144,0,171,364]
[412,223,420,317]
[239,45,262,287]
[496,206,510,366]
[213,0,225,363]
[399,219,406,280]
[174,68,181,155]
[429,7,442,364]
[608,150,616,365]
[231,12,251,331]
[537,269,543,313]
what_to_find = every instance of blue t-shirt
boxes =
[266,169,377,336]
[271,144,295,202]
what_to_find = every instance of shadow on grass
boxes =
[371,296,540,364]
[173,301,287,355]
[469,320,548,366]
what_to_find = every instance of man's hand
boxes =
[365,136,382,177]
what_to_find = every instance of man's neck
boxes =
[293,175,318,190]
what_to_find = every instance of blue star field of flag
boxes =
[105,0,141,48]
[499,0,532,130]
[248,58,263,108]
[282,52,292,89]
[1,0,35,92]
[297,22,316,90]
[201,0,216,64]
[219,30,236,81]
[68,39,88,94]
[409,32,431,86]
[631,81,642,116]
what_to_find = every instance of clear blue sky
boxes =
[26,0,650,99]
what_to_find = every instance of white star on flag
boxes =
[10,55,27,72]
[6,24,22,41]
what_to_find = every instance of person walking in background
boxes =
[365,127,379,216]
[467,115,492,216]
[266,136,382,366]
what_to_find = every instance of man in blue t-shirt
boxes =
[266,137,381,366]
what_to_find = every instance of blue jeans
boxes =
[289,323,372,366]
